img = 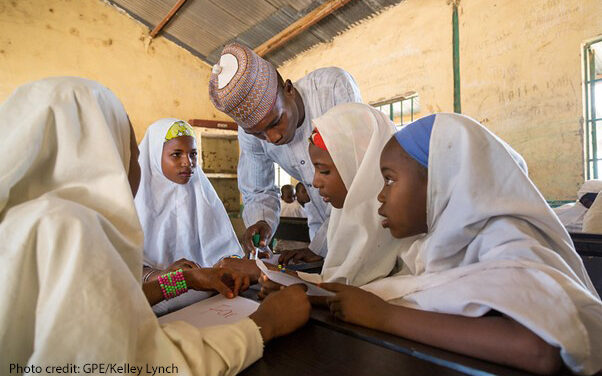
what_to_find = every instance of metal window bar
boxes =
[373,96,418,128]
[589,49,597,178]
[584,39,602,179]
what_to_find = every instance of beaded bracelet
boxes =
[157,268,188,300]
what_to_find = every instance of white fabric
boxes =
[0,77,263,374]
[555,202,588,233]
[313,103,402,286]
[135,119,243,270]
[555,180,602,233]
[583,193,602,234]
[362,113,602,375]
[280,199,306,218]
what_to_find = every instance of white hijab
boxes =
[314,103,404,286]
[0,77,261,373]
[363,113,602,375]
[0,77,151,367]
[555,180,602,233]
[135,119,243,269]
[583,193,602,234]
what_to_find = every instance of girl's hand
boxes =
[250,284,311,342]
[320,283,390,330]
[257,272,285,300]
[186,268,251,299]
[278,248,323,265]
[166,258,199,272]
[214,257,262,283]
[145,258,199,282]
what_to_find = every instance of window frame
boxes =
[584,38,602,179]
[372,92,419,129]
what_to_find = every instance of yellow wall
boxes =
[279,0,602,200]
[0,0,229,141]
[280,0,453,115]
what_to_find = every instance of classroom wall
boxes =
[0,0,231,140]
[278,0,602,200]
[0,0,241,210]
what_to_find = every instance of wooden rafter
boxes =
[150,0,188,38]
[254,0,354,57]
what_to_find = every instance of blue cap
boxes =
[393,114,435,168]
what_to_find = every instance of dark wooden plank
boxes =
[570,232,602,257]
[582,256,602,295]
[307,307,542,376]
[240,289,535,376]
[273,217,310,242]
[189,119,238,131]
[240,322,466,376]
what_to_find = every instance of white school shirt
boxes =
[280,199,306,218]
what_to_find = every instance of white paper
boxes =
[158,294,259,329]
[297,271,323,284]
[262,252,281,265]
[255,259,334,297]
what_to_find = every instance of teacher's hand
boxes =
[241,220,272,257]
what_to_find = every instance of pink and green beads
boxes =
[158,268,188,300]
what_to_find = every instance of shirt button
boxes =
[300,160,305,165]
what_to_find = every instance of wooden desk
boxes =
[570,232,602,257]
[274,217,310,242]
[241,320,464,376]
[240,289,572,376]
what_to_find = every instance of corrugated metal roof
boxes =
[107,0,403,66]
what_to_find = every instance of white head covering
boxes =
[0,77,148,366]
[0,78,263,372]
[583,189,602,234]
[134,119,243,269]
[313,103,403,286]
[0,77,142,274]
[362,113,602,374]
[555,180,602,233]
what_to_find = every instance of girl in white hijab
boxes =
[135,118,244,314]
[258,103,417,299]
[319,113,602,375]
[306,102,409,286]
[0,77,310,375]
[554,180,602,233]
[136,118,243,271]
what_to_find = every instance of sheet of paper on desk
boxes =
[255,259,334,297]
[158,294,259,329]
[261,252,281,265]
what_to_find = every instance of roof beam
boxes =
[254,0,353,57]
[150,0,188,38]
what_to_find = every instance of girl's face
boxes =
[309,143,347,209]
[377,138,428,238]
[161,135,197,184]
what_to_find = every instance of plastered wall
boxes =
[0,0,242,208]
[279,0,602,200]
[0,0,231,141]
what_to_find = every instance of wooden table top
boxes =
[239,287,577,376]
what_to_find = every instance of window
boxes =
[373,93,421,129]
[584,39,602,179]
